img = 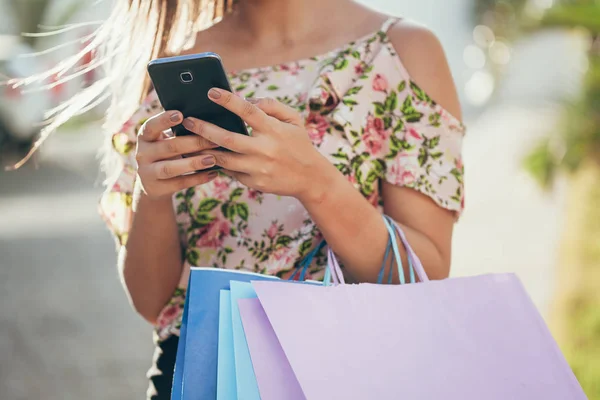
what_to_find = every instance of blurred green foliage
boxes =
[474,0,600,188]
[475,1,600,398]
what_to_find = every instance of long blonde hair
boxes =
[10,0,236,173]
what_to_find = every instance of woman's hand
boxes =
[135,110,219,199]
[181,88,338,204]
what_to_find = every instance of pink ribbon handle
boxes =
[384,216,429,283]
[324,215,428,286]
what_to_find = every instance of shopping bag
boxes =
[238,297,305,400]
[171,268,278,400]
[229,278,324,400]
[229,281,262,400]
[216,290,236,400]
[241,218,586,400]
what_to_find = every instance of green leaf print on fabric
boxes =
[346,86,362,96]
[236,203,249,221]
[276,235,293,248]
[397,80,407,93]
[334,58,349,71]
[384,91,398,111]
[187,249,200,266]
[229,188,244,201]
[266,84,279,91]
[198,198,221,212]
[410,81,432,103]
[299,238,313,256]
[451,168,464,184]
[429,112,442,127]
[400,96,424,123]
[194,213,214,225]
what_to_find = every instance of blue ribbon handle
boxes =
[289,239,327,282]
[382,216,415,284]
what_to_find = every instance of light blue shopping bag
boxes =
[216,290,236,400]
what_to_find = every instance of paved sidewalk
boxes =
[0,161,152,400]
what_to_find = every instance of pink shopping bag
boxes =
[239,217,586,400]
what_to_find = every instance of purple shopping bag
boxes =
[239,218,586,400]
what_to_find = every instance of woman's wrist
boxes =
[133,177,174,212]
[296,155,346,208]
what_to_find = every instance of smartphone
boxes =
[147,52,249,139]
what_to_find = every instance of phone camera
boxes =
[180,72,193,83]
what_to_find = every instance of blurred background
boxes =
[0,0,598,399]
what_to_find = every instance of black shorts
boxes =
[146,334,179,400]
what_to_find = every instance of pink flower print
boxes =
[408,128,422,141]
[400,171,416,186]
[156,304,180,329]
[372,73,388,92]
[319,88,330,104]
[305,112,329,145]
[281,63,301,75]
[362,114,391,155]
[348,173,358,185]
[266,222,278,239]
[366,190,379,207]
[196,218,231,249]
[387,154,417,187]
[355,63,365,75]
[120,119,134,133]
[455,157,464,171]
[211,178,231,200]
[269,249,297,274]
[247,189,260,200]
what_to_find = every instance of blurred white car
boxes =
[0,37,51,147]
[0,0,109,152]
[0,0,52,149]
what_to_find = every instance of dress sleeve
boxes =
[360,40,466,216]
[98,93,163,248]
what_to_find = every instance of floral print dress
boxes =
[99,18,465,341]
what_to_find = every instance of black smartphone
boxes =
[147,52,249,138]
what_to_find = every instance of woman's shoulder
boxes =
[382,18,462,122]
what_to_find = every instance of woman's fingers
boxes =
[168,170,219,193]
[199,149,250,173]
[138,110,182,142]
[152,154,217,180]
[206,88,271,130]
[247,97,303,126]
[145,135,218,162]
[182,117,254,153]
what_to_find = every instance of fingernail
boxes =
[208,171,219,180]
[208,88,221,99]
[246,97,259,104]
[170,112,181,122]
[182,118,194,130]
[202,155,216,166]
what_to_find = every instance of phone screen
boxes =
[147,53,248,138]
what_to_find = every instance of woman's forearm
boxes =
[299,162,447,283]
[119,191,182,324]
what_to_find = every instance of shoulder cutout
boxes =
[386,20,463,122]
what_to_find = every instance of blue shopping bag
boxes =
[171,268,278,400]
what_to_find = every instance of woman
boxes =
[49,0,464,398]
